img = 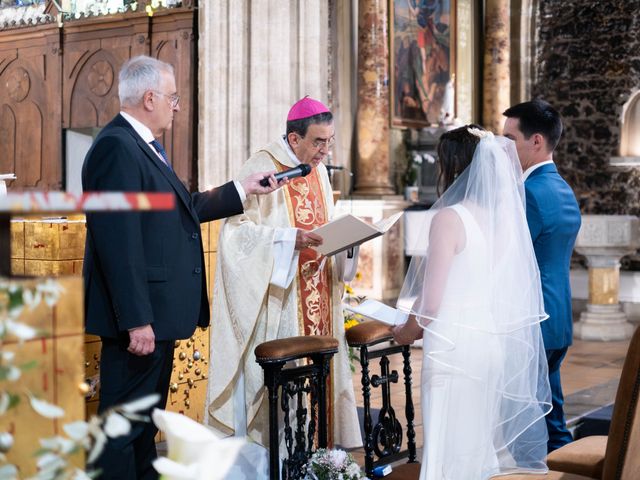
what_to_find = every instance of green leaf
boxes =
[19,360,38,371]
[7,393,20,410]
[7,289,23,310]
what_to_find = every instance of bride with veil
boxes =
[392,125,552,479]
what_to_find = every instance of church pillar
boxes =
[483,0,511,133]
[574,215,638,341]
[198,0,329,188]
[354,0,394,196]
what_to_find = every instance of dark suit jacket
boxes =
[82,114,243,341]
[525,163,581,351]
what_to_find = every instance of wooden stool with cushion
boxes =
[255,335,338,480]
[346,320,419,478]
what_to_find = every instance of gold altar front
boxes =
[0,277,85,476]
[10,217,219,441]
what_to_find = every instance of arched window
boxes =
[621,91,640,157]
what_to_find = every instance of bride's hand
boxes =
[392,324,418,345]
[392,315,423,345]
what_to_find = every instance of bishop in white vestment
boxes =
[206,98,363,451]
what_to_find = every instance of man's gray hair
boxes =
[118,55,174,107]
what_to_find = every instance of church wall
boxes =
[197,0,331,188]
[533,0,640,214]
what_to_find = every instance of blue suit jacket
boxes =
[525,163,581,351]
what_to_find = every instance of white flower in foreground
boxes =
[1,351,15,362]
[151,409,268,480]
[71,469,92,480]
[63,421,89,442]
[120,393,160,413]
[21,288,42,310]
[103,412,131,438]
[36,451,66,472]
[86,428,107,465]
[29,396,65,419]
[5,320,37,341]
[36,280,65,307]
[347,462,362,477]
[328,448,347,468]
[0,393,9,415]
[39,436,76,455]
[6,366,20,382]
[0,432,13,452]
[0,464,17,479]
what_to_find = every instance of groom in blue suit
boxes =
[503,99,581,452]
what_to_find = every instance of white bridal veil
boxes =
[397,131,552,477]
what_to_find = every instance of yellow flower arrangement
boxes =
[343,276,367,371]
[344,318,360,331]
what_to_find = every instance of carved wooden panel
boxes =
[62,13,150,129]
[0,8,196,193]
[151,9,196,191]
[0,25,62,190]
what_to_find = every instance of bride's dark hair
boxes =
[436,124,485,196]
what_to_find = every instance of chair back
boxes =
[602,326,640,480]
[346,320,419,476]
[255,335,339,480]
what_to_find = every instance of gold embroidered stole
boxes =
[275,160,335,444]
[275,161,333,336]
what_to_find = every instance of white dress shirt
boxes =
[523,160,554,181]
[119,111,246,201]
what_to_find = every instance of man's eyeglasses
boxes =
[152,90,180,108]
[299,134,335,149]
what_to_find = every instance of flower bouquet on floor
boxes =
[303,448,368,480]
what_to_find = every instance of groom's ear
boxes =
[532,133,546,151]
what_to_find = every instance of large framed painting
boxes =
[390,0,456,128]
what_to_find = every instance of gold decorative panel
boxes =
[166,379,208,423]
[170,327,209,388]
[0,278,85,476]
[589,267,620,305]
[10,217,220,430]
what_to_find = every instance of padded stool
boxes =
[346,320,419,476]
[255,335,339,480]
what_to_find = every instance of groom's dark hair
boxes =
[436,124,484,196]
[503,99,563,152]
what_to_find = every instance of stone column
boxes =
[198,0,329,188]
[354,0,394,196]
[483,0,510,133]
[574,215,639,341]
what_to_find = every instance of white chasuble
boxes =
[206,139,362,450]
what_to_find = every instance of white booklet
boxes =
[343,299,408,326]
[311,211,404,256]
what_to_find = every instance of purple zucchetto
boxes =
[287,96,330,121]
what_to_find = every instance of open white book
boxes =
[311,211,404,256]
[343,299,408,326]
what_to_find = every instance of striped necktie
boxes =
[149,139,173,170]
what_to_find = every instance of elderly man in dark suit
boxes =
[503,99,582,453]
[82,55,281,479]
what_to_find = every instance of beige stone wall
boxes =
[198,0,331,188]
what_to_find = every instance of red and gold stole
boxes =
[275,161,333,337]
[274,160,336,445]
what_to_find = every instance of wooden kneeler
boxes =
[346,320,420,478]
[255,335,338,480]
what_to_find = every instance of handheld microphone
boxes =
[324,164,345,171]
[259,164,312,187]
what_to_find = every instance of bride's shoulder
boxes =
[431,207,465,235]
